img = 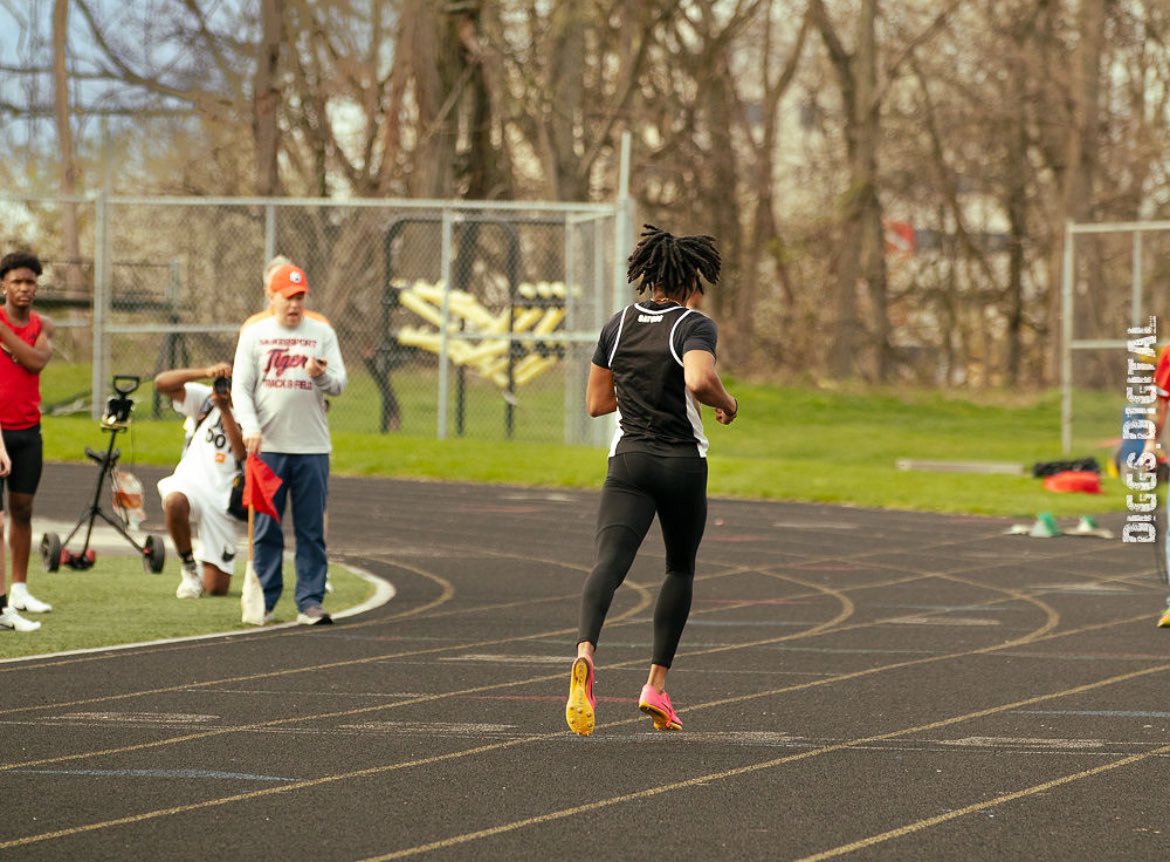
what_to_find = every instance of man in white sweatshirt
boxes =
[231,263,347,624]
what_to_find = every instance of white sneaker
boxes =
[175,569,204,599]
[296,605,333,625]
[0,605,42,632]
[10,587,52,614]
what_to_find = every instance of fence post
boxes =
[1131,230,1143,328]
[437,210,454,440]
[594,215,609,446]
[614,132,632,315]
[607,132,635,444]
[91,189,110,418]
[1061,221,1074,455]
[562,214,576,445]
[264,202,276,262]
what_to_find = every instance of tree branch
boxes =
[73,0,233,114]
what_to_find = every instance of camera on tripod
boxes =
[102,375,140,429]
[41,373,166,574]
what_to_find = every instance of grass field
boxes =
[0,557,374,660]
[42,365,1131,518]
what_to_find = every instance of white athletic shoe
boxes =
[0,605,42,632]
[10,586,52,614]
[296,605,332,625]
[175,568,204,599]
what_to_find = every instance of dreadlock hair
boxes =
[626,224,721,299]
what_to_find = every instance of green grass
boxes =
[42,378,1131,518]
[0,557,374,660]
[44,360,583,442]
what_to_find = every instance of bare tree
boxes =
[1050,0,1106,382]
[490,1,674,202]
[253,0,283,196]
[807,0,959,382]
[9,0,1170,392]
[807,0,883,379]
[728,1,811,368]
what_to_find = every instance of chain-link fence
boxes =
[1,194,628,445]
[1061,220,1170,454]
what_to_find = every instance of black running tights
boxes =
[577,451,708,668]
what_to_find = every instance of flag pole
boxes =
[240,454,267,625]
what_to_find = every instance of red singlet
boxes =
[0,307,43,429]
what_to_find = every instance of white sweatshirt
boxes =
[231,311,347,454]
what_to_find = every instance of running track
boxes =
[1,463,1168,860]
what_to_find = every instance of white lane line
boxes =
[0,563,394,665]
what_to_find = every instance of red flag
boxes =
[244,454,283,522]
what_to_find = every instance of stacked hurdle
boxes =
[394,279,569,390]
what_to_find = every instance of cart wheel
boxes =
[41,532,62,572]
[144,534,166,574]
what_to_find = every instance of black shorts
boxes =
[0,424,44,510]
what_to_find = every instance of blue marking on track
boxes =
[13,768,297,782]
[1016,709,1170,719]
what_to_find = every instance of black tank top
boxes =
[592,301,718,457]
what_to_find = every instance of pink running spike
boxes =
[638,684,683,731]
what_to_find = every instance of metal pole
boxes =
[606,131,635,443]
[264,202,277,268]
[562,214,575,444]
[614,131,632,316]
[92,119,113,418]
[594,216,608,446]
[1132,230,1143,328]
[437,211,454,440]
[1061,222,1075,454]
[91,189,108,419]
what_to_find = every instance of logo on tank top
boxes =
[637,313,665,324]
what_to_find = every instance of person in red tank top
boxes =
[0,250,55,629]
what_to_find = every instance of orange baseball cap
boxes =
[269,263,309,297]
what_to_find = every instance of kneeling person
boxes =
[154,364,246,598]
